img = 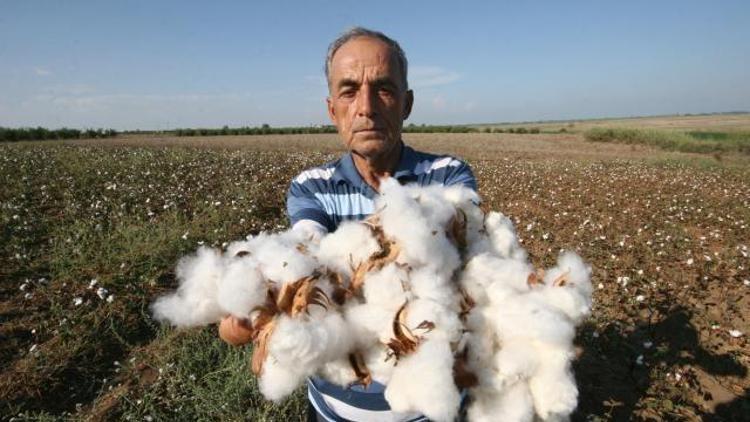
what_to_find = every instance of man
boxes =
[220,27,476,421]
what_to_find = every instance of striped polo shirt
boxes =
[285,142,476,422]
[287,143,476,233]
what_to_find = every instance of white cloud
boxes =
[33,67,52,76]
[431,95,447,110]
[409,66,460,89]
[5,89,329,129]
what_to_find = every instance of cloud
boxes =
[431,95,447,110]
[33,67,52,76]
[6,89,329,129]
[410,66,460,89]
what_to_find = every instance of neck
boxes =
[352,142,403,191]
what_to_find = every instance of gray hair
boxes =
[325,27,409,90]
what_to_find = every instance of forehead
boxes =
[329,37,402,83]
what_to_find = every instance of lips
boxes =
[354,127,384,133]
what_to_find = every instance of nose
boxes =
[355,83,377,117]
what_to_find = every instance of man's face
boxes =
[327,37,413,161]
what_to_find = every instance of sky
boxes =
[1,0,749,130]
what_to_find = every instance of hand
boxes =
[218,315,254,346]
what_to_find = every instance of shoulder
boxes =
[291,157,342,186]
[403,146,476,190]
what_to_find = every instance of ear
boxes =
[403,89,414,120]
[326,97,338,126]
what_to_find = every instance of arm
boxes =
[286,178,332,239]
[220,179,332,346]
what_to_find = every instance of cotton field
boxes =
[0,134,748,420]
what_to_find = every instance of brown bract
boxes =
[348,351,372,388]
[386,302,421,362]
[349,216,401,294]
[249,273,331,376]
[446,208,468,253]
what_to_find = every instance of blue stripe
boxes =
[309,377,392,411]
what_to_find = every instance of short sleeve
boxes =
[286,179,334,232]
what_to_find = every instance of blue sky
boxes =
[1,0,748,130]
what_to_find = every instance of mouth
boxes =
[354,127,385,134]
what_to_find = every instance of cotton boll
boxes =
[468,254,533,304]
[269,313,353,370]
[384,339,460,422]
[152,247,225,326]
[318,221,380,276]
[440,185,490,258]
[528,348,579,420]
[217,257,266,319]
[485,212,526,260]
[246,232,318,284]
[363,345,396,384]
[540,252,593,323]
[463,310,497,384]
[377,179,460,273]
[362,263,412,310]
[472,382,535,422]
[405,298,463,344]
[486,299,575,348]
[259,357,305,402]
[493,340,539,387]
[344,302,393,345]
[317,357,358,387]
[403,184,461,230]
[408,267,456,307]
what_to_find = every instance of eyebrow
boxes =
[336,76,399,91]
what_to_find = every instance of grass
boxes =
[1,134,749,420]
[584,127,750,155]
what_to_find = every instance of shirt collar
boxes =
[332,141,417,185]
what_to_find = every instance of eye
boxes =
[378,86,396,99]
[339,89,356,100]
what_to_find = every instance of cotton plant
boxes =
[152,179,593,422]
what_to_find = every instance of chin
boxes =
[352,138,396,158]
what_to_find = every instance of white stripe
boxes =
[308,389,337,422]
[413,157,462,175]
[295,167,336,184]
[318,391,424,422]
[313,192,375,217]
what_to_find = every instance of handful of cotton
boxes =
[152,179,592,422]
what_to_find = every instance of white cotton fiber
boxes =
[485,211,526,260]
[317,357,358,387]
[468,382,535,422]
[259,357,305,402]
[528,348,579,420]
[246,231,318,284]
[268,312,353,370]
[377,179,460,273]
[152,247,225,326]
[152,180,592,420]
[384,338,460,422]
[217,257,266,319]
[361,263,412,310]
[318,221,381,276]
[538,252,593,323]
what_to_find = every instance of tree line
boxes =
[172,124,543,136]
[0,127,117,142]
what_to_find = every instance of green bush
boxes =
[584,127,750,155]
